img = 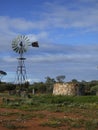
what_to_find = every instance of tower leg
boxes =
[15,58,28,91]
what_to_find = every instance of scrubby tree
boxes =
[29,82,47,94]
[56,75,65,83]
[0,70,7,83]
[71,79,78,83]
[90,85,98,95]
[45,76,56,93]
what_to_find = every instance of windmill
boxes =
[12,35,39,89]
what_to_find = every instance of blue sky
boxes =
[0,0,98,83]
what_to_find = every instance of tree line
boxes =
[0,76,98,95]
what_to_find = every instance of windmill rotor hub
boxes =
[20,42,23,47]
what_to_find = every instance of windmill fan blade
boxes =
[14,47,19,52]
[24,36,28,40]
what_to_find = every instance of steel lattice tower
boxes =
[16,53,27,85]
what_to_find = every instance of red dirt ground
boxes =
[0,108,63,130]
[0,97,90,130]
[0,107,86,130]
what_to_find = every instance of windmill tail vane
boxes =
[31,41,39,47]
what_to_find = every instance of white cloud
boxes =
[27,53,97,64]
[0,1,98,33]
[0,16,35,31]
[0,0,98,43]
[27,32,48,41]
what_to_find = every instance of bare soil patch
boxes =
[0,107,87,130]
[0,96,98,130]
